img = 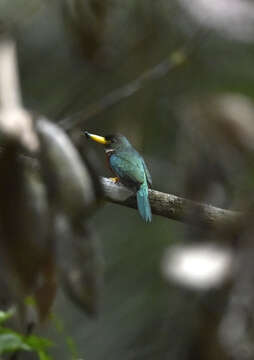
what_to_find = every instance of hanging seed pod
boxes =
[37,118,103,314]
[37,118,97,217]
[0,144,51,301]
[55,217,103,315]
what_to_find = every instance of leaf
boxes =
[38,349,53,360]
[26,334,53,351]
[66,336,79,359]
[0,309,15,324]
[0,333,31,354]
[0,314,53,359]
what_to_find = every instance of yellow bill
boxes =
[85,131,109,145]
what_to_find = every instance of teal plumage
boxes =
[137,179,152,223]
[109,150,152,223]
[85,132,152,223]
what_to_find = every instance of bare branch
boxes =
[58,50,186,131]
[58,28,211,132]
[101,177,243,230]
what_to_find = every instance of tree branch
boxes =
[101,177,243,230]
[58,28,210,132]
[58,49,186,131]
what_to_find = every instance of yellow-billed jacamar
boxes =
[85,131,152,222]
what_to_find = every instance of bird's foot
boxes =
[109,177,119,183]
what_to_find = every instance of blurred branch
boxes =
[101,177,242,230]
[0,36,38,152]
[58,27,210,131]
[58,49,186,131]
[0,38,22,109]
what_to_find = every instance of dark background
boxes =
[2,1,254,359]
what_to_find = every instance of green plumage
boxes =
[109,147,152,223]
[137,179,152,223]
[85,132,152,222]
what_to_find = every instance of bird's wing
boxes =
[109,152,145,186]
[142,158,152,186]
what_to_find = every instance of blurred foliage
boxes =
[0,310,52,359]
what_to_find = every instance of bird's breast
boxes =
[105,150,117,175]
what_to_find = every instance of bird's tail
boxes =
[136,180,152,223]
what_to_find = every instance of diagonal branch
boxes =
[101,177,243,230]
[58,49,186,131]
[58,28,210,132]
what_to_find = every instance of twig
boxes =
[58,27,210,131]
[58,49,186,131]
[101,177,243,230]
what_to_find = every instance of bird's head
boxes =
[85,131,131,151]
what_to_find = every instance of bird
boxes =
[85,131,152,223]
